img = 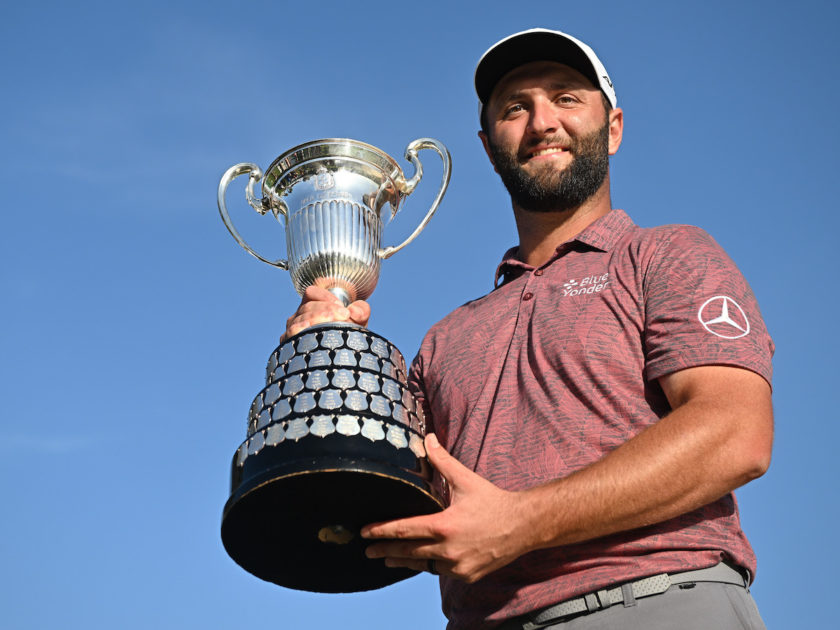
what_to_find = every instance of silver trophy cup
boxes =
[217,138,450,592]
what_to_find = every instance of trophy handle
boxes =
[217,162,289,270]
[378,138,451,259]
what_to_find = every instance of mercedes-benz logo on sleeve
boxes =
[697,296,750,339]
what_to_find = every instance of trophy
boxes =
[217,138,451,592]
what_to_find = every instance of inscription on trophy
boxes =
[314,168,335,191]
[299,190,353,206]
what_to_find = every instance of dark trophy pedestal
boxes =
[221,324,443,593]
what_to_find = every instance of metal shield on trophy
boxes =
[217,138,451,592]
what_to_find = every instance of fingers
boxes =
[364,539,447,575]
[425,433,475,491]
[361,512,439,541]
[283,286,370,340]
[364,539,436,560]
[347,299,371,327]
[384,556,446,575]
[362,509,450,573]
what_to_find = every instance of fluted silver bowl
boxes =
[217,138,450,305]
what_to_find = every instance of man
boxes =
[285,28,773,629]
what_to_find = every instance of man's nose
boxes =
[527,98,558,136]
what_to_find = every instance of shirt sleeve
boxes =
[642,225,774,386]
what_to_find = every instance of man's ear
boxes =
[608,107,624,156]
[478,130,499,173]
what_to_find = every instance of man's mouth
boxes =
[523,145,570,161]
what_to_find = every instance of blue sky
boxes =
[1,1,837,628]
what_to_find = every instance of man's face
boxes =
[479,61,622,212]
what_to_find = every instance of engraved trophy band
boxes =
[217,138,450,593]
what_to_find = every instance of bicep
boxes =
[658,365,774,478]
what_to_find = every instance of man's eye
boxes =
[503,104,525,117]
[555,95,576,105]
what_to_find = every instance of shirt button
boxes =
[534,269,544,276]
[522,292,534,301]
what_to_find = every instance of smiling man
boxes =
[284,28,774,629]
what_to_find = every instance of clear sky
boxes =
[1,1,837,628]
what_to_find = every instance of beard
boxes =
[488,122,610,213]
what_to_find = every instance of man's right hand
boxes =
[282,286,371,341]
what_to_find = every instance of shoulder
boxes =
[622,222,721,253]
[615,222,737,278]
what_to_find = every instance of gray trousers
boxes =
[538,583,766,630]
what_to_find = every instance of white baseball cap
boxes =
[474,28,616,121]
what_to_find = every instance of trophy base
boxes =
[221,438,443,593]
[221,323,443,592]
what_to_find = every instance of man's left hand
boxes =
[361,434,531,583]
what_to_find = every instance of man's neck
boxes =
[511,179,612,267]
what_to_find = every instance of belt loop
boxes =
[584,593,600,612]
[621,583,637,607]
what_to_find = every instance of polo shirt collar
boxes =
[494,209,635,287]
[574,208,634,252]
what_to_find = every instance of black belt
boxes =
[501,563,749,630]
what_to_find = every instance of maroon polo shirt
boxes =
[408,209,774,629]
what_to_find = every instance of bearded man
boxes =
[284,28,774,630]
